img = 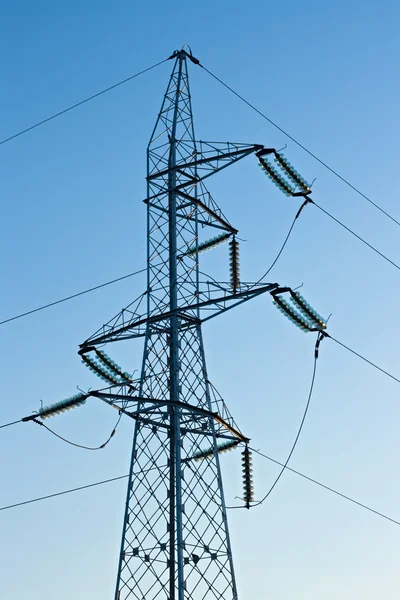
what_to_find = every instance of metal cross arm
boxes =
[147,143,263,181]
[145,192,238,234]
[146,190,239,234]
[92,392,249,443]
[147,141,266,199]
[80,282,278,347]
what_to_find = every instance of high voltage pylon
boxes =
[76,47,273,600]
[14,46,328,599]
[4,44,331,598]
[76,48,280,600]
[13,42,327,600]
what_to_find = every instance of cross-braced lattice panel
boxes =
[175,208,199,309]
[118,323,237,600]
[178,327,208,409]
[147,195,171,316]
[146,55,200,319]
[180,448,236,600]
[178,327,237,599]
[141,331,170,400]
[148,59,196,177]
[118,422,171,600]
[178,327,239,435]
[147,195,201,317]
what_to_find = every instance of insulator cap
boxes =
[39,393,87,420]
[274,153,311,193]
[82,354,121,385]
[229,237,240,294]
[193,439,239,461]
[273,297,312,332]
[185,232,231,257]
[95,349,132,381]
[241,445,255,508]
[290,291,327,329]
[259,157,295,196]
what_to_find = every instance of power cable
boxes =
[0,267,146,326]
[0,59,168,147]
[31,414,122,451]
[3,332,398,442]
[253,194,400,283]
[2,197,397,331]
[250,448,400,527]
[0,474,129,512]
[200,64,400,228]
[198,204,303,291]
[0,419,22,430]
[311,200,400,273]
[252,331,323,506]
[227,331,323,509]
[250,193,400,288]
[326,333,400,385]
[253,198,310,286]
[1,450,399,529]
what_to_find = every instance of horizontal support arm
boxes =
[81,283,278,346]
[92,392,249,442]
[147,146,262,181]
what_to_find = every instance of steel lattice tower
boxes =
[78,48,276,600]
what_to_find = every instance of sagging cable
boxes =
[241,445,255,509]
[31,413,122,451]
[229,237,240,294]
[193,439,240,462]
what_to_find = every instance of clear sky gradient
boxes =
[1,1,400,598]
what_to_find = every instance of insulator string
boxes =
[229,237,240,293]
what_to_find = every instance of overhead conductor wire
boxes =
[1,53,400,531]
[325,333,400,385]
[256,156,400,280]
[4,203,400,329]
[31,413,123,451]
[2,437,400,528]
[249,448,400,527]
[0,59,169,146]
[1,336,399,525]
[311,200,400,273]
[2,331,399,434]
[0,268,146,326]
[227,331,324,509]
[200,63,400,228]
[0,475,130,512]
[0,419,22,430]
[251,198,310,287]
[252,331,323,506]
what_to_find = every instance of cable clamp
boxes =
[295,196,313,220]
[315,331,328,358]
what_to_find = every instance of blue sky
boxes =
[1,1,400,598]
